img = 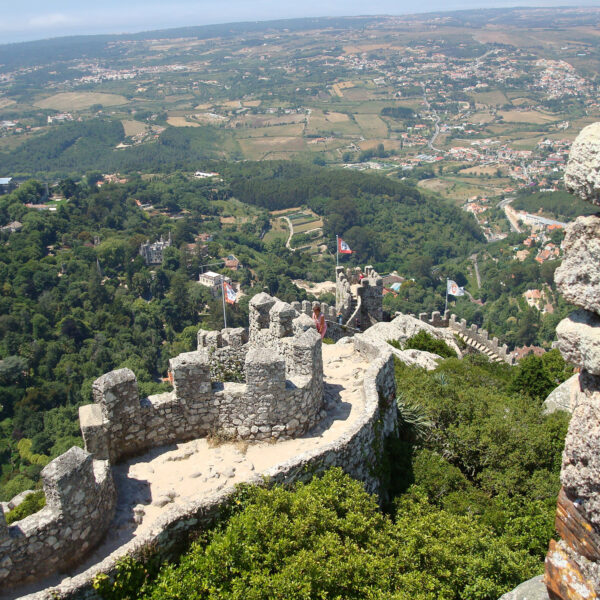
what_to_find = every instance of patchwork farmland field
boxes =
[35,92,128,110]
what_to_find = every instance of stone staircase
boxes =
[454,332,505,363]
[415,310,514,365]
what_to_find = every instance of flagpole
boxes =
[444,278,448,314]
[336,235,339,267]
[222,281,227,329]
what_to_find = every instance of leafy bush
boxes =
[404,330,457,358]
[5,490,46,524]
[99,469,538,600]
[387,338,402,350]
[392,356,569,560]
[509,349,572,402]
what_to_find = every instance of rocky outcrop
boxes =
[543,122,600,599]
[395,348,442,371]
[360,316,461,370]
[564,122,600,206]
[556,309,600,376]
[498,576,549,600]
[555,216,600,314]
[559,379,600,530]
[543,374,581,415]
[364,315,462,356]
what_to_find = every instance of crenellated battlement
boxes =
[0,447,115,588]
[1,294,325,592]
[413,310,514,364]
[80,294,324,464]
[334,265,383,329]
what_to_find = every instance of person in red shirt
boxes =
[312,305,327,340]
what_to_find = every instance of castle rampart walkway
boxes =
[2,341,390,600]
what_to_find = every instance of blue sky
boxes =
[1,1,599,44]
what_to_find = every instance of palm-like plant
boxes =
[395,393,433,441]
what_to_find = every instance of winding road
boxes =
[470,253,482,289]
[282,216,294,251]
[421,84,444,154]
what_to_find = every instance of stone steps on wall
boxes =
[457,333,504,363]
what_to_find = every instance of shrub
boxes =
[404,330,457,358]
[102,469,537,600]
[5,490,46,524]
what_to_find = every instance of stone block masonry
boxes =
[543,122,600,599]
[80,295,325,464]
[0,447,115,589]
[414,310,514,364]
[197,327,248,381]
[0,301,398,599]
[10,334,397,600]
[1,293,331,593]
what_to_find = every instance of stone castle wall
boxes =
[415,310,514,364]
[80,294,325,464]
[544,122,600,599]
[355,265,384,327]
[0,448,115,589]
[197,327,248,381]
[333,265,383,329]
[16,335,397,600]
[335,266,354,322]
[1,293,329,593]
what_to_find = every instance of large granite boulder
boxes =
[543,373,581,415]
[392,348,442,371]
[556,310,600,376]
[561,388,600,529]
[564,121,600,206]
[498,576,549,600]
[363,315,462,358]
[555,216,600,315]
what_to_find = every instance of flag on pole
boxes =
[447,279,465,297]
[223,281,237,304]
[337,237,352,254]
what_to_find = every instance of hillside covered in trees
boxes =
[0,165,487,501]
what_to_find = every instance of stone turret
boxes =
[334,265,383,329]
[544,122,600,599]
[0,447,115,588]
[80,293,325,460]
[1,294,327,592]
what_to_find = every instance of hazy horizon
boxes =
[2,1,600,45]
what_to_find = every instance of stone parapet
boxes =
[418,312,513,364]
[355,265,383,327]
[0,447,115,590]
[16,336,397,600]
[197,327,248,382]
[334,265,383,328]
[4,290,400,594]
[418,309,451,328]
[335,266,353,322]
[81,297,325,458]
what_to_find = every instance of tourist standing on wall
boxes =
[312,305,327,340]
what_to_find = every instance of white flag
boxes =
[447,280,465,297]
